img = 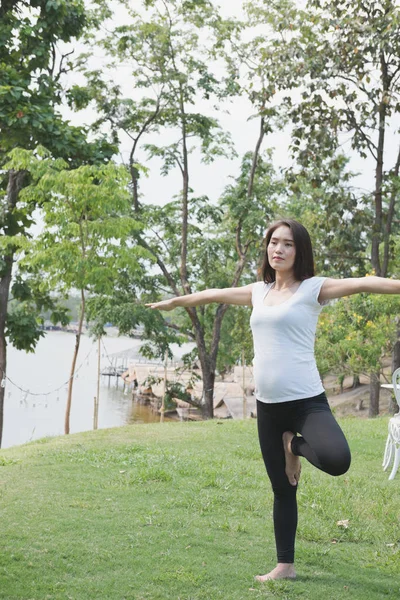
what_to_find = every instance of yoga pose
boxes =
[146,219,400,581]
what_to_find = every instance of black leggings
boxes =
[257,392,351,564]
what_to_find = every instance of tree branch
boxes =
[48,42,56,78]
[247,116,265,201]
[235,221,244,259]
[165,321,195,340]
[149,228,171,257]
[136,234,181,297]
[173,151,184,176]
[345,109,378,161]
[334,70,379,106]
[54,49,75,83]
[129,95,162,212]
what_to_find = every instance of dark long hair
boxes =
[261,219,315,283]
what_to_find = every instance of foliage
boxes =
[316,291,400,382]
[0,0,115,165]
[283,154,371,277]
[164,382,193,409]
[244,0,400,277]
[7,0,400,415]
[5,148,143,298]
[138,375,196,409]
[87,290,185,361]
[0,0,116,369]
[6,274,70,352]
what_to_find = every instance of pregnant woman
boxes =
[146,218,400,581]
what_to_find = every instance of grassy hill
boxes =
[0,418,399,600]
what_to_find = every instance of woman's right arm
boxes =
[145,284,254,311]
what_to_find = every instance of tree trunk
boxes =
[191,328,215,419]
[352,374,360,389]
[392,327,400,373]
[199,117,265,418]
[371,54,388,276]
[179,83,190,295]
[369,370,380,417]
[64,289,85,434]
[382,144,400,277]
[0,169,28,447]
[0,255,12,449]
[202,366,215,419]
[130,160,140,213]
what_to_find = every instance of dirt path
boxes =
[327,383,397,417]
[327,384,369,408]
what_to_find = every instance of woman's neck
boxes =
[273,272,299,291]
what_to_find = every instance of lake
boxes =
[3,330,192,449]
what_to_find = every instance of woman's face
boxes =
[267,225,296,274]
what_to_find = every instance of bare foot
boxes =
[282,431,301,486]
[255,563,296,582]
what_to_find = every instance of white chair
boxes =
[382,368,400,480]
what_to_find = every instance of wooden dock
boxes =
[101,346,256,419]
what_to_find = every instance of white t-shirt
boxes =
[250,276,328,403]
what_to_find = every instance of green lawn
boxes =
[0,418,399,600]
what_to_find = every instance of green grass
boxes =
[0,418,399,600]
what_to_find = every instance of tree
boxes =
[7,147,144,434]
[86,152,281,417]
[69,0,284,417]
[243,0,400,414]
[0,0,119,446]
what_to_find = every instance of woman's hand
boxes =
[145,298,176,311]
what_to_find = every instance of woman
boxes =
[146,219,400,581]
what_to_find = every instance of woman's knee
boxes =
[320,447,351,476]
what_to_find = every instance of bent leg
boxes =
[291,397,351,476]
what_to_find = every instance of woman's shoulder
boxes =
[253,280,274,291]
[301,276,329,305]
[300,276,326,286]
[304,275,326,282]
[251,280,270,303]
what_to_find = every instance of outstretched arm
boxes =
[145,284,254,311]
[319,276,400,302]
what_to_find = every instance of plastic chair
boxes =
[382,368,400,480]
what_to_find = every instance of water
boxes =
[3,331,190,449]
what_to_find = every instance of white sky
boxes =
[58,0,397,211]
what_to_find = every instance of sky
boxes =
[58,0,397,214]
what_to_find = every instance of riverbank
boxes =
[4,327,397,450]
[3,331,193,448]
[0,418,399,600]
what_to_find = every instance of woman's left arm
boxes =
[319,276,400,303]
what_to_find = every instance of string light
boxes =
[4,344,96,398]
[101,338,116,368]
